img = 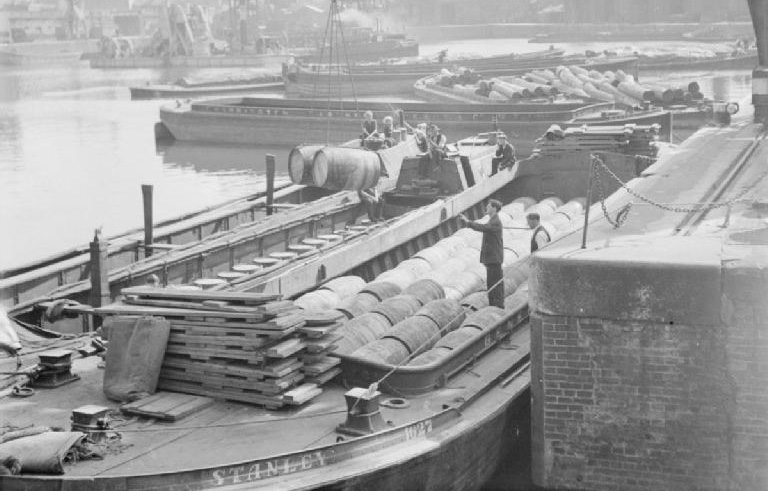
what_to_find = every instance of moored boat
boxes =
[639,49,758,70]
[129,73,284,100]
[0,124,659,490]
[283,55,639,98]
[158,95,680,159]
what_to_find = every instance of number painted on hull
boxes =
[404,419,433,440]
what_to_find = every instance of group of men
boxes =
[459,202,550,309]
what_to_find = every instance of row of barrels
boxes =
[543,66,704,107]
[292,196,585,367]
[289,145,383,192]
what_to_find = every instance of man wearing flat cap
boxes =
[491,133,515,175]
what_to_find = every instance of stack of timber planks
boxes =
[297,310,344,388]
[111,287,325,409]
[534,124,659,158]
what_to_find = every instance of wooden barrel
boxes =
[372,294,421,325]
[269,251,298,260]
[312,147,382,191]
[423,260,467,286]
[232,264,261,274]
[335,291,380,319]
[217,271,247,282]
[435,326,480,350]
[320,276,365,299]
[302,238,328,248]
[416,299,465,333]
[503,263,529,294]
[333,312,392,354]
[360,282,401,301]
[511,196,536,210]
[461,306,507,332]
[375,269,416,290]
[524,202,555,219]
[555,199,586,219]
[403,279,445,305]
[407,346,452,366]
[288,145,323,185]
[446,271,485,298]
[461,291,489,312]
[384,316,441,356]
[394,258,432,278]
[316,233,342,242]
[253,257,281,267]
[504,288,528,313]
[193,278,227,289]
[415,245,453,267]
[351,338,410,365]
[443,287,464,302]
[436,235,468,253]
[294,289,341,311]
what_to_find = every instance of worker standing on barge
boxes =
[491,133,515,175]
[458,200,504,308]
[361,110,378,145]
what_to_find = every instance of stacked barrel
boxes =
[325,196,586,366]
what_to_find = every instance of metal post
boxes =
[142,184,154,258]
[580,158,594,249]
[89,228,110,309]
[266,154,276,216]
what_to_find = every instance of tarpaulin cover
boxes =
[103,316,170,402]
[0,431,85,474]
[0,306,21,353]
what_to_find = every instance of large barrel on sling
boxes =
[402,279,445,305]
[333,312,393,354]
[319,275,365,300]
[460,306,507,332]
[384,316,441,356]
[360,281,401,301]
[311,147,382,191]
[408,346,453,366]
[335,291,380,319]
[288,145,324,185]
[351,338,410,365]
[371,294,422,325]
[415,298,465,333]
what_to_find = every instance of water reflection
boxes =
[157,141,293,175]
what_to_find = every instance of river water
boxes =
[0,38,754,270]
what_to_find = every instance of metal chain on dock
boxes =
[589,153,754,228]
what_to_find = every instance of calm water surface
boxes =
[0,39,754,270]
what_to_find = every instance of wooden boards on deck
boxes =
[99,287,343,409]
[120,392,214,421]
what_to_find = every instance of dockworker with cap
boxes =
[491,133,515,175]
[381,115,395,147]
[458,199,504,308]
[527,212,551,253]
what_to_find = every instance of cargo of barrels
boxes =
[312,147,382,191]
[352,338,410,365]
[288,144,324,185]
[384,316,441,357]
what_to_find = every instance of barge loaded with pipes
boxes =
[0,122,662,489]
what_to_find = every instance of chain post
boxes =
[581,157,595,249]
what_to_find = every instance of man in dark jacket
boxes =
[458,199,504,308]
[491,133,515,175]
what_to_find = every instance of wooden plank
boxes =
[265,338,305,358]
[170,322,298,338]
[120,392,214,421]
[120,286,281,304]
[301,357,341,376]
[160,366,304,395]
[156,379,284,409]
[123,296,265,314]
[299,322,342,339]
[283,383,322,405]
[95,302,267,320]
[304,334,342,352]
[307,367,341,386]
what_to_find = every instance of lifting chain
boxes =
[589,154,753,228]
